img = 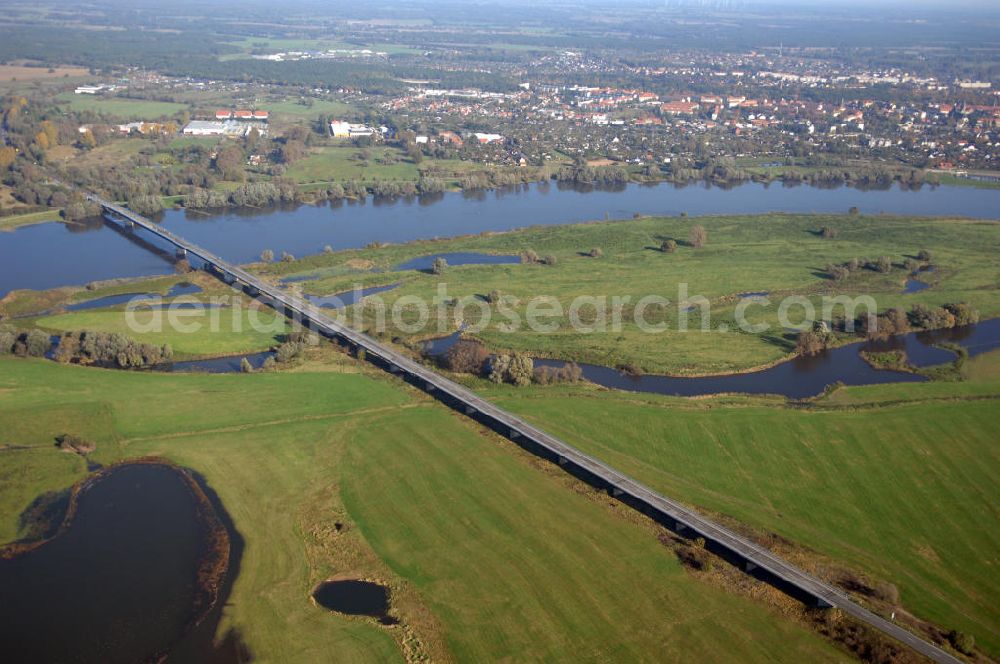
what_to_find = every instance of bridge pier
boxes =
[176,248,187,258]
[464,406,476,415]
[815,596,834,609]
[745,560,758,572]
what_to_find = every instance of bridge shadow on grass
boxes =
[214,271,832,613]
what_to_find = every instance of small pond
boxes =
[303,283,400,309]
[66,282,203,312]
[0,463,232,663]
[312,580,397,625]
[393,252,521,272]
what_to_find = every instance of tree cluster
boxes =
[489,352,534,386]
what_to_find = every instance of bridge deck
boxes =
[89,195,961,664]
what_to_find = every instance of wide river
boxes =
[2,180,999,297]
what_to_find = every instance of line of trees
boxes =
[52,330,173,368]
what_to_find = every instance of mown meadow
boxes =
[493,351,1000,657]
[0,356,846,662]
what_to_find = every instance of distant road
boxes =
[89,194,963,664]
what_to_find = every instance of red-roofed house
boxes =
[252,110,269,121]
[234,110,253,120]
[661,101,700,115]
[216,110,232,120]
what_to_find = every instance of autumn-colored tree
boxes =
[0,146,15,170]
[78,129,97,149]
[34,131,49,150]
[214,145,245,181]
[689,224,707,248]
[40,120,58,147]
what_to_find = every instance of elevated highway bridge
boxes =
[89,194,961,664]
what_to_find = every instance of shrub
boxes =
[688,224,707,248]
[820,226,839,239]
[796,329,829,356]
[848,206,860,216]
[260,249,274,263]
[261,356,276,371]
[661,239,678,253]
[442,340,490,375]
[533,362,583,385]
[49,330,169,367]
[588,247,603,258]
[827,264,850,281]
[281,251,295,263]
[944,303,979,327]
[949,630,975,655]
[240,357,253,373]
[55,434,96,455]
[521,249,540,264]
[0,326,17,354]
[486,290,502,305]
[543,254,558,266]
[875,256,892,273]
[175,258,192,274]
[676,543,713,571]
[275,341,302,363]
[489,352,534,386]
[18,329,52,357]
[431,257,448,275]
[862,308,911,341]
[323,245,334,254]
[507,353,534,385]
[872,581,899,605]
[917,249,933,262]
[128,194,164,217]
[909,304,956,330]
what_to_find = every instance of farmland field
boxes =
[55,92,188,118]
[0,63,89,81]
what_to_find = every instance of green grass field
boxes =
[287,146,422,183]
[286,146,480,185]
[492,350,1000,657]
[264,98,356,119]
[0,208,62,231]
[33,299,287,359]
[55,92,188,119]
[262,213,1000,374]
[0,357,845,662]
